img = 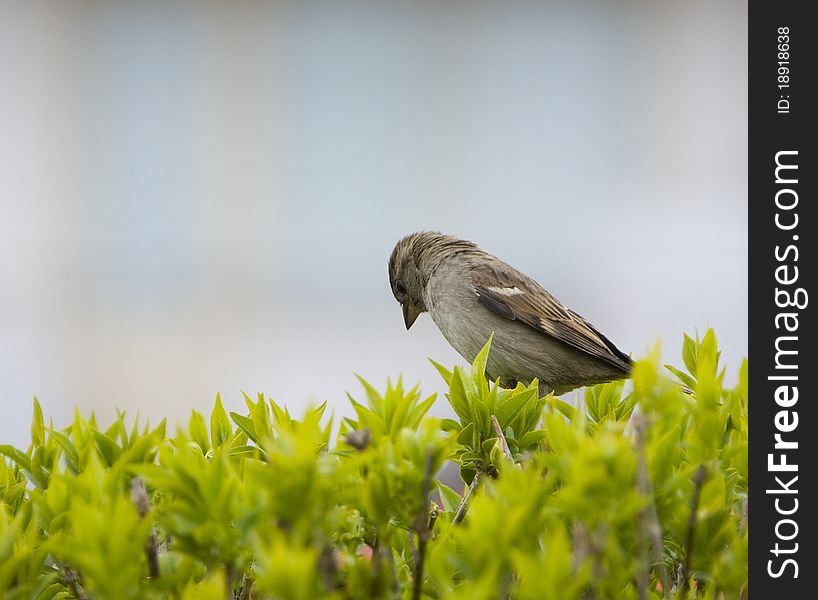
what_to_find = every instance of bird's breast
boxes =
[425,265,489,365]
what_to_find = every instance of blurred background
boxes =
[1,1,746,448]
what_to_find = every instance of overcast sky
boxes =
[1,1,747,447]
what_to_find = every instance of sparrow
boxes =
[388,231,632,396]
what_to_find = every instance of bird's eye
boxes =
[395,281,407,296]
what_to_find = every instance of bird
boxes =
[388,231,632,396]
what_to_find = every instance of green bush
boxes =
[0,329,747,599]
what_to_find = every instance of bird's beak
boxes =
[402,302,421,330]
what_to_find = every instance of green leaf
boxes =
[650,424,682,485]
[189,410,210,454]
[496,387,536,429]
[518,429,547,449]
[242,390,257,412]
[549,398,582,423]
[440,418,462,433]
[354,374,384,413]
[226,445,259,457]
[489,439,506,470]
[459,463,477,486]
[30,445,50,489]
[151,418,167,442]
[230,413,260,447]
[682,332,698,376]
[405,393,437,431]
[429,359,453,385]
[435,481,462,513]
[665,364,697,390]
[584,387,600,422]
[252,399,274,443]
[348,396,387,438]
[472,391,491,439]
[210,394,232,448]
[614,394,638,423]
[471,336,493,398]
[270,398,291,428]
[32,397,45,447]
[92,430,122,466]
[0,444,47,488]
[49,429,79,475]
[447,366,472,423]
[456,422,476,447]
[699,328,721,375]
[0,327,749,598]
[481,437,498,456]
[519,394,547,436]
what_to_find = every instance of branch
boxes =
[317,544,338,593]
[428,503,439,532]
[343,428,370,451]
[452,467,481,525]
[632,415,670,597]
[387,540,400,596]
[369,536,382,599]
[412,447,435,600]
[131,477,160,578]
[490,415,515,464]
[682,465,708,593]
[739,496,748,538]
[237,573,253,600]
[226,564,237,600]
[60,565,89,600]
[572,521,605,593]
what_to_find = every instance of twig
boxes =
[60,565,89,600]
[386,541,400,595]
[317,543,338,592]
[452,468,481,525]
[343,428,370,451]
[369,537,382,599]
[573,522,606,600]
[226,564,237,600]
[237,573,253,600]
[130,477,160,578]
[428,503,439,532]
[682,465,708,593]
[572,523,592,600]
[739,496,748,538]
[412,448,435,600]
[632,415,670,597]
[490,415,516,466]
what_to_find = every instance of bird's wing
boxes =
[469,261,631,372]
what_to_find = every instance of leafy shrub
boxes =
[0,329,747,599]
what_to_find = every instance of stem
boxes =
[412,448,435,600]
[452,468,481,525]
[60,565,89,600]
[739,496,748,538]
[146,531,160,578]
[490,415,515,464]
[682,465,708,593]
[317,543,338,592]
[130,477,160,578]
[238,573,253,600]
[344,428,371,451]
[573,522,606,599]
[428,503,439,532]
[386,541,400,595]
[225,564,237,600]
[369,537,382,599]
[632,415,670,597]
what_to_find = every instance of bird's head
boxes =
[388,233,429,329]
[388,231,478,330]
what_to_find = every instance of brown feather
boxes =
[470,260,631,374]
